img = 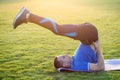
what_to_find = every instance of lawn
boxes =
[0,0,120,80]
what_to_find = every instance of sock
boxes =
[26,13,30,22]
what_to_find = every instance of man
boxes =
[54,41,104,72]
[13,7,104,72]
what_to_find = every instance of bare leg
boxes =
[29,13,79,40]
[13,7,80,40]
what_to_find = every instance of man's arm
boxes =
[89,41,105,71]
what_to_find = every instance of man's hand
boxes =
[93,41,101,54]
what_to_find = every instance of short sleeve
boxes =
[71,61,89,72]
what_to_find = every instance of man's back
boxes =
[71,43,98,71]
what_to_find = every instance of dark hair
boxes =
[54,57,63,68]
[76,22,98,45]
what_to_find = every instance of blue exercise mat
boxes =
[57,59,120,72]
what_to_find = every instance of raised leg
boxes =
[13,7,79,40]
[29,13,78,39]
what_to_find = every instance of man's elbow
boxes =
[99,66,105,71]
[101,65,105,71]
[90,63,105,71]
[97,65,105,71]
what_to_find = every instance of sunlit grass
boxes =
[0,0,120,80]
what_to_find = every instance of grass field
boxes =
[0,0,120,80]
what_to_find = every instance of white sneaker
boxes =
[13,7,30,29]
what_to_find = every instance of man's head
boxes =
[77,22,98,45]
[54,54,72,69]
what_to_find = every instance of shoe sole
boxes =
[13,7,27,29]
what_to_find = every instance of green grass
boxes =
[0,0,120,80]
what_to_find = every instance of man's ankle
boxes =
[26,13,30,23]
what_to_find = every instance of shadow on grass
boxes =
[46,70,111,80]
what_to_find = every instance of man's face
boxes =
[57,54,71,68]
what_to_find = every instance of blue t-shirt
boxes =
[71,43,98,72]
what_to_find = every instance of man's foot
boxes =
[13,7,30,29]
